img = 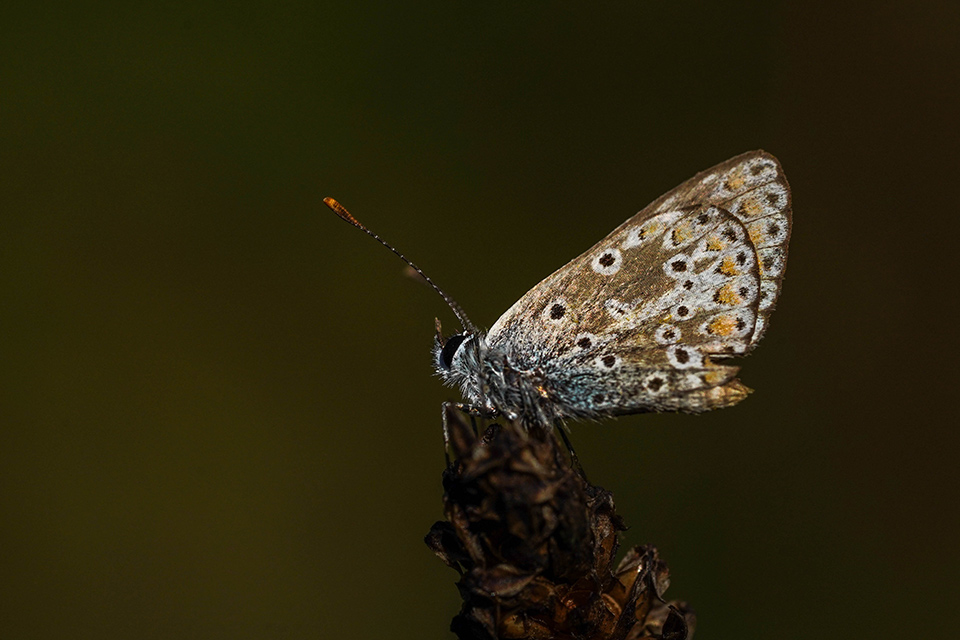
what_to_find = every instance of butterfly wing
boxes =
[485,150,791,415]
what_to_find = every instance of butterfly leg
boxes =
[554,419,588,482]
[441,401,495,465]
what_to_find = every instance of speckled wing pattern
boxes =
[485,151,791,416]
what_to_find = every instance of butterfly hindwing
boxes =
[647,150,792,344]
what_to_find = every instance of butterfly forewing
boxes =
[485,150,790,416]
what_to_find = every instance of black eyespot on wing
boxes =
[550,303,566,319]
[439,334,467,370]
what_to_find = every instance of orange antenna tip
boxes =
[323,197,365,229]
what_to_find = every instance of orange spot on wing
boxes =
[708,315,737,336]
[748,224,766,245]
[719,256,739,276]
[702,370,728,385]
[726,171,746,191]
[706,236,724,251]
[741,197,761,217]
[716,283,743,306]
[672,223,693,245]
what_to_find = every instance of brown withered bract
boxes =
[426,408,696,640]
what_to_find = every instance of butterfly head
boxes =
[433,322,489,402]
[433,326,476,374]
[436,333,468,371]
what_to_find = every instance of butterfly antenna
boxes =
[324,197,478,335]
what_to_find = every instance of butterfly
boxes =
[327,150,791,429]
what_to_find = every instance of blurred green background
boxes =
[2,2,957,638]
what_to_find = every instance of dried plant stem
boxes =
[426,407,695,640]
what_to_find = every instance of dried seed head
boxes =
[426,408,695,639]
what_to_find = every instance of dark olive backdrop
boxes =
[2,2,957,639]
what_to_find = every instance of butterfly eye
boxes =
[439,334,467,370]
